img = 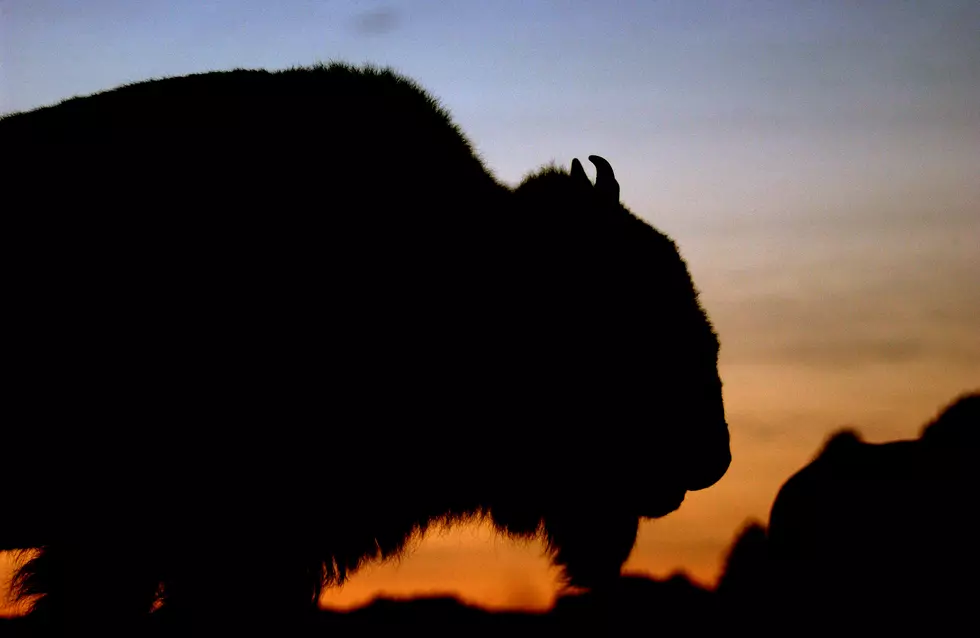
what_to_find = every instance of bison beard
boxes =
[543,510,642,589]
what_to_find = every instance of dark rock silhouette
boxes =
[714,519,770,627]
[766,391,979,631]
[2,63,730,634]
[716,521,769,595]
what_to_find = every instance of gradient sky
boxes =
[2,0,978,615]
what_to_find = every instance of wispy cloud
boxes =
[352,7,399,36]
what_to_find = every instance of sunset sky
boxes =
[2,0,978,616]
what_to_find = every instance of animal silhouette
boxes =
[766,391,978,632]
[2,63,730,635]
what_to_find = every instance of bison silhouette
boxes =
[2,63,731,634]
[767,391,978,632]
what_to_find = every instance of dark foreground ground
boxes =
[2,561,971,636]
[0,574,720,637]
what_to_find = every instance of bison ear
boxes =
[570,158,592,188]
[588,155,620,204]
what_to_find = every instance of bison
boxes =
[2,63,731,634]
[766,391,979,632]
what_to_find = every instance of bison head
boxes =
[506,155,731,588]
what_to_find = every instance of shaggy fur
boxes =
[2,63,730,634]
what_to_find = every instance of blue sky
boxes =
[2,0,978,611]
[4,1,978,186]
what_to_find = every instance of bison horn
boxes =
[570,158,591,188]
[589,155,620,203]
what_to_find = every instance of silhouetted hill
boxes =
[317,596,548,636]
[764,391,979,632]
[316,574,717,636]
[0,573,715,637]
[715,520,770,626]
